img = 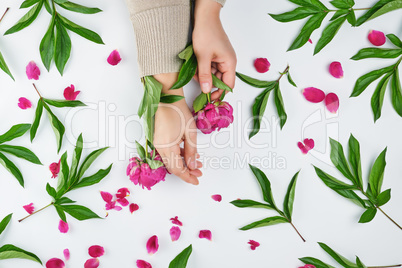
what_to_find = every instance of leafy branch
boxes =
[314,134,402,230]
[231,164,305,242]
[300,242,402,268]
[0,214,42,265]
[350,33,402,122]
[169,245,192,268]
[269,0,402,54]
[236,65,296,138]
[19,134,112,224]
[0,124,42,187]
[0,8,14,80]
[5,0,104,75]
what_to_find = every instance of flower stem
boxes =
[32,83,43,99]
[377,206,402,231]
[145,139,149,158]
[368,265,402,268]
[290,222,306,242]
[206,93,211,103]
[18,203,54,222]
[0,8,9,24]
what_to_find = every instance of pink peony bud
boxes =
[329,61,343,78]
[325,93,339,113]
[127,155,167,190]
[302,87,325,103]
[368,30,386,46]
[146,235,159,255]
[254,58,271,73]
[137,260,152,268]
[46,258,65,268]
[170,226,181,242]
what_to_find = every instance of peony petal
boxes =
[58,220,69,234]
[130,203,139,213]
[299,265,316,268]
[254,58,270,73]
[100,191,113,203]
[23,203,35,214]
[199,230,212,241]
[63,249,70,261]
[107,50,122,66]
[88,245,105,258]
[26,61,40,80]
[84,258,100,268]
[170,216,183,226]
[18,97,32,110]
[297,142,308,154]
[211,194,222,202]
[146,235,159,255]
[114,205,122,211]
[63,84,80,101]
[248,240,260,250]
[368,30,386,46]
[325,93,339,113]
[303,138,315,150]
[117,197,129,207]
[308,38,313,44]
[302,87,325,103]
[170,226,181,242]
[46,258,65,268]
[136,260,152,268]
[49,160,61,178]
[116,187,130,199]
[329,61,343,78]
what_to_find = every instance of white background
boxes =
[0,0,401,267]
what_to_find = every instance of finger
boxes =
[184,122,198,170]
[197,56,213,93]
[221,67,236,90]
[211,89,224,101]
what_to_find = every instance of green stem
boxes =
[206,93,211,103]
[0,7,9,24]
[290,221,306,242]
[33,83,43,99]
[18,203,54,222]
[377,206,402,230]
[326,7,371,12]
[145,139,149,158]
[368,265,402,268]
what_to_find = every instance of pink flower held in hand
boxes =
[199,230,212,241]
[146,235,159,255]
[23,203,34,214]
[49,160,61,178]
[63,85,80,101]
[299,265,316,268]
[325,93,339,113]
[107,50,122,66]
[84,258,100,268]
[368,30,386,46]
[302,87,325,103]
[26,61,40,80]
[329,62,343,78]
[127,154,167,190]
[88,245,105,258]
[137,260,152,268]
[248,240,260,250]
[58,220,69,233]
[130,203,139,213]
[170,226,181,242]
[298,138,315,154]
[254,58,270,73]
[195,101,234,134]
[63,249,70,261]
[46,258,65,268]
[18,97,32,110]
[170,216,183,226]
[211,194,222,202]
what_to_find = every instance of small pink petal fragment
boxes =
[211,194,222,202]
[88,245,105,258]
[329,61,343,78]
[146,235,159,255]
[100,191,113,203]
[84,258,100,268]
[302,87,325,103]
[23,203,34,214]
[308,39,313,44]
[368,30,386,46]
[199,230,212,241]
[63,249,70,261]
[325,93,339,113]
[298,138,314,154]
[63,85,80,101]
[248,240,260,250]
[116,187,130,199]
[298,142,308,154]
[299,265,316,268]
[26,61,40,80]
[117,197,129,207]
[130,203,139,213]
[46,258,65,268]
[170,226,181,242]
[170,216,183,226]
[137,260,152,268]
[254,58,270,73]
[18,97,32,110]
[107,50,122,66]
[49,160,61,178]
[58,220,69,234]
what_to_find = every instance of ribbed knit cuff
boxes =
[131,5,191,77]
[215,0,226,6]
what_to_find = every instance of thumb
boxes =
[197,57,212,93]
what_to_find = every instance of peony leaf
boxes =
[147,159,163,170]
[0,124,31,144]
[329,138,356,185]
[40,18,56,71]
[69,133,83,180]
[72,164,112,189]
[249,164,277,208]
[169,245,192,268]
[59,204,101,221]
[330,0,353,9]
[30,100,43,142]
[350,65,394,97]
[20,0,40,9]
[76,147,109,179]
[58,14,104,44]
[160,94,185,104]
[318,242,359,267]
[371,73,392,122]
[56,1,102,14]
[236,72,276,88]
[357,0,402,25]
[313,166,356,190]
[351,48,402,60]
[330,9,349,21]
[240,216,288,230]
[0,152,24,187]
[288,13,327,51]
[43,98,86,108]
[269,7,318,23]
[356,256,368,268]
[348,134,363,189]
[171,53,197,89]
[178,44,193,61]
[283,171,300,221]
[0,214,12,236]
[230,199,275,209]
[314,15,347,54]
[358,207,377,223]
[377,189,391,206]
[193,93,208,113]
[135,141,146,159]
[391,68,402,116]
[250,88,271,139]
[0,244,42,264]
[287,71,297,87]
[4,1,43,35]
[0,50,14,80]
[273,84,287,129]
[299,257,336,268]
[368,148,387,197]
[387,34,402,48]
[43,103,66,152]
[212,73,232,92]
[54,204,67,222]
[54,18,72,75]
[46,183,57,199]
[0,145,42,165]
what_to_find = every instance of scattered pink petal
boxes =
[49,160,61,178]
[302,87,325,103]
[146,235,159,255]
[199,230,212,241]
[298,138,315,154]
[116,188,130,199]
[211,194,222,202]
[248,240,260,250]
[88,245,105,258]
[63,249,70,261]
[117,197,129,207]
[170,216,183,226]
[368,30,386,46]
[107,50,122,66]
[254,58,270,73]
[329,61,343,78]
[170,226,181,242]
[105,201,122,211]
[100,191,113,203]
[130,203,139,213]
[84,258,99,268]
[325,93,339,113]
[18,97,32,110]
[26,61,40,80]
[63,85,80,101]
[299,265,316,268]
[308,39,313,44]
[58,220,69,234]
[23,203,34,214]
[137,260,152,268]
[46,258,65,268]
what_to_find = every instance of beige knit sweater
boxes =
[125,0,226,77]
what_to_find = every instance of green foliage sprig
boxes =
[0,8,14,80]
[350,33,402,122]
[18,134,112,224]
[169,245,192,268]
[236,66,296,138]
[231,164,305,242]
[300,242,402,268]
[0,124,42,187]
[314,135,402,230]
[5,0,104,75]
[269,0,402,54]
[0,214,42,265]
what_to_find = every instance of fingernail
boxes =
[201,82,210,93]
[189,161,197,169]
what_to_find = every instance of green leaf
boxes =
[169,245,192,268]
[60,204,101,220]
[240,216,288,230]
[43,103,65,152]
[0,124,31,144]
[314,166,355,190]
[135,141,146,159]
[356,256,368,268]
[0,214,12,236]
[274,84,287,129]
[357,0,402,25]
[171,53,197,89]
[4,1,43,35]
[330,0,352,9]
[358,207,377,223]
[387,34,402,48]
[40,18,56,71]
[283,171,300,221]
[377,189,391,206]
[160,94,185,104]
[269,7,318,23]
[178,44,193,61]
[0,244,42,264]
[54,18,72,75]
[330,9,349,21]
[314,16,347,54]
[57,1,102,14]
[193,93,208,113]
[288,0,327,9]
[147,159,164,170]
[351,48,402,60]
[249,164,277,208]
[77,147,109,179]
[54,197,75,205]
[30,99,43,142]
[236,72,276,88]
[0,145,42,165]
[329,138,356,184]
[230,199,275,209]
[43,98,86,108]
[212,73,233,92]
[20,0,40,8]
[348,134,363,189]
[250,88,271,139]
[72,164,112,189]
[69,134,83,180]
[56,151,69,193]
[287,71,297,87]
[299,257,336,268]
[368,148,387,197]
[54,204,67,222]
[391,68,402,117]
[0,50,15,80]
[346,10,356,26]
[371,73,392,122]
[54,0,68,3]
[46,183,57,199]
[0,152,24,187]
[318,242,358,267]
[141,76,162,142]
[58,14,104,44]
[288,13,327,51]
[350,65,394,97]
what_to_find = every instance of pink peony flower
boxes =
[211,194,222,202]
[302,87,325,103]
[254,58,270,73]
[248,240,260,250]
[298,138,315,154]
[107,50,122,66]
[170,216,183,226]
[26,61,40,80]
[18,97,32,109]
[137,260,152,268]
[58,220,69,233]
[368,30,386,46]
[23,203,34,214]
[329,62,343,78]
[63,249,70,261]
[63,85,80,101]
[130,203,139,213]
[199,230,212,241]
[88,245,104,258]
[46,258,65,268]
[49,160,61,178]
[146,235,159,255]
[299,265,316,268]
[127,154,167,190]
[170,226,181,242]
[325,93,339,113]
[84,258,99,268]
[195,101,234,134]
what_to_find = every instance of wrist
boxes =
[153,73,185,96]
[194,0,221,27]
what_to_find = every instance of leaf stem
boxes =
[32,83,43,99]
[376,206,402,230]
[18,202,54,222]
[368,265,402,268]
[326,7,370,12]
[276,65,289,83]
[207,93,211,103]
[145,139,149,158]
[0,7,9,24]
[289,221,306,242]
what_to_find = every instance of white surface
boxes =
[0,0,401,267]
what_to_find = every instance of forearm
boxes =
[153,73,184,96]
